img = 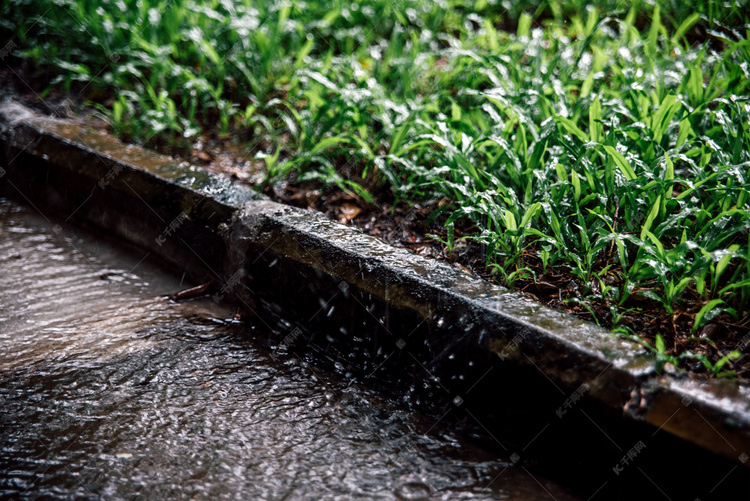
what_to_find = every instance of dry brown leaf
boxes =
[338,203,361,224]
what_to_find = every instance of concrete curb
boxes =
[2,100,749,482]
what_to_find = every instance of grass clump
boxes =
[1,0,749,376]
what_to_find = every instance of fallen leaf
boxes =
[194,150,215,163]
[338,203,361,224]
[228,168,250,181]
[452,263,474,275]
[305,190,321,207]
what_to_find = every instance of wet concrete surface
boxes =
[0,197,578,500]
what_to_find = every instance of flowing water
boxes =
[0,197,577,500]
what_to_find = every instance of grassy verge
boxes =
[2,0,750,376]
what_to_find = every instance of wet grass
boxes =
[2,0,750,375]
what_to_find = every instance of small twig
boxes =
[171,281,214,301]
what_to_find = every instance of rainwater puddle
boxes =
[0,197,577,500]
